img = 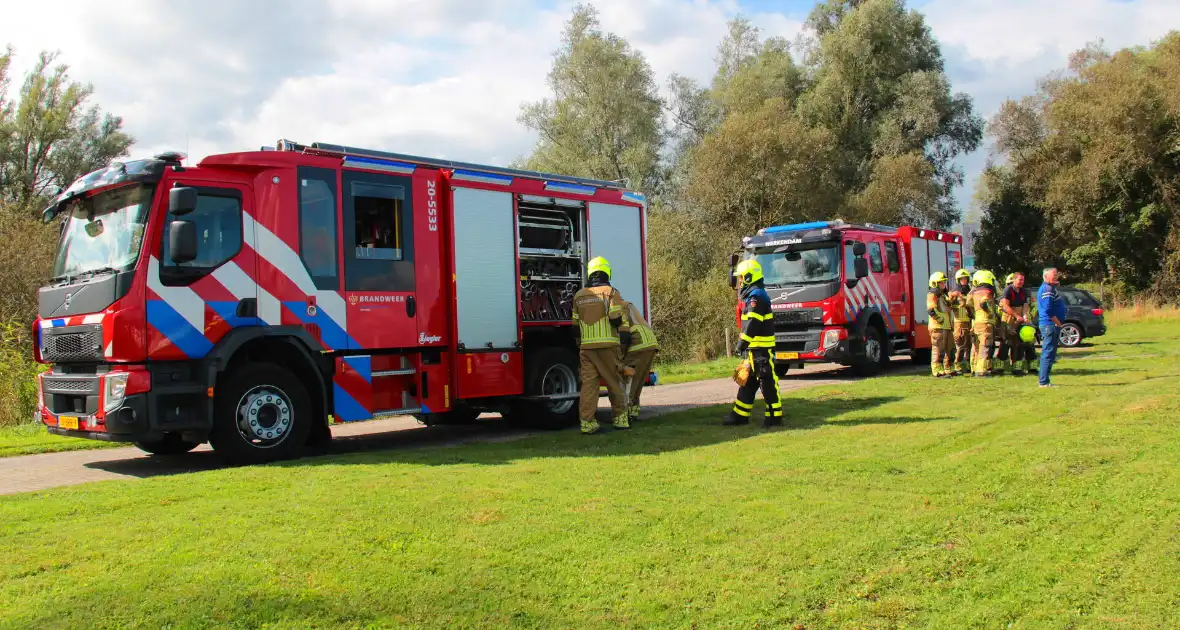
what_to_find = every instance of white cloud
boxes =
[1,0,1177,218]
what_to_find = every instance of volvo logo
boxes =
[63,293,73,310]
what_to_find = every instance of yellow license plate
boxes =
[58,416,79,430]
[776,352,799,360]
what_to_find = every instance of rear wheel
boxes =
[852,326,887,377]
[507,347,580,430]
[1059,322,1083,347]
[133,433,201,456]
[209,363,313,465]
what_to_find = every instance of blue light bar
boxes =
[761,221,837,235]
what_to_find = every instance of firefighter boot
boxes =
[613,413,630,430]
[580,417,601,435]
[628,405,640,423]
[723,410,750,426]
[1022,359,1033,374]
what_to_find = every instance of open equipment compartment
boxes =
[517,194,587,323]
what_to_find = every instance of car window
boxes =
[1060,290,1086,306]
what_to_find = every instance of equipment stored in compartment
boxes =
[517,195,586,322]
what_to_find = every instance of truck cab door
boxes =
[340,165,418,350]
[147,181,256,360]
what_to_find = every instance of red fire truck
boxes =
[728,220,963,377]
[33,140,652,463]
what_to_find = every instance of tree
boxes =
[0,48,134,214]
[516,4,664,193]
[986,33,1180,300]
[972,165,1047,276]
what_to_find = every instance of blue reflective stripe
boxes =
[453,169,512,185]
[544,181,596,195]
[146,300,213,358]
[332,383,371,422]
[343,155,416,175]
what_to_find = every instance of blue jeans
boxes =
[1039,324,1059,385]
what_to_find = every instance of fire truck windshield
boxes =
[50,184,155,283]
[752,243,841,287]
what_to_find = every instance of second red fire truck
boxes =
[729,220,964,378]
[33,140,653,464]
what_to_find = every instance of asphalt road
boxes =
[0,360,905,496]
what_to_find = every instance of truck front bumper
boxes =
[38,364,214,444]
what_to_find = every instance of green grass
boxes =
[2,319,1180,628]
[655,355,740,384]
[0,422,124,458]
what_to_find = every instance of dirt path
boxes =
[0,361,898,496]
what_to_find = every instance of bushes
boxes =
[0,321,44,427]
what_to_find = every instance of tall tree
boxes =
[0,48,134,213]
[972,165,1047,276]
[516,4,664,192]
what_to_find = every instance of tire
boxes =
[1059,322,1083,348]
[209,363,314,465]
[506,346,580,430]
[851,326,887,377]
[133,433,201,456]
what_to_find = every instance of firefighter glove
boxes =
[619,331,633,347]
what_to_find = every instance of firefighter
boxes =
[724,259,783,427]
[572,256,631,434]
[998,271,1033,375]
[619,299,659,424]
[949,268,973,375]
[965,269,998,377]
[926,271,956,377]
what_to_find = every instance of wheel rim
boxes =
[541,363,577,415]
[1060,325,1081,346]
[866,338,882,364]
[235,385,294,449]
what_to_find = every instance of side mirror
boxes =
[168,220,198,264]
[728,252,740,268]
[727,252,740,289]
[854,258,869,279]
[169,187,198,216]
[852,242,866,257]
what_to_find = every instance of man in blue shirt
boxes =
[1037,267,1067,387]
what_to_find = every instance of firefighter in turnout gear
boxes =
[949,268,973,375]
[927,271,956,377]
[618,299,659,424]
[724,259,784,427]
[572,256,631,434]
[965,269,999,377]
[999,271,1035,375]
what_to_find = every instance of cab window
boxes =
[159,187,243,286]
[884,241,900,273]
[868,242,884,273]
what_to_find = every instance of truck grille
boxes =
[41,324,103,362]
[42,377,95,394]
[774,308,823,326]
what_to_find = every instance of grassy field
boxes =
[2,316,1179,629]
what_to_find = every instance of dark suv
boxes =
[1031,285,1107,347]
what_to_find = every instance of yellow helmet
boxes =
[1005,273,1015,285]
[972,269,996,287]
[928,271,949,288]
[734,259,763,286]
[587,256,611,279]
[955,268,971,280]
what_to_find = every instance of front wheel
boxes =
[851,326,887,377]
[1059,323,1083,347]
[134,433,201,456]
[209,363,314,465]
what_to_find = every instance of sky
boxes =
[2,0,1178,222]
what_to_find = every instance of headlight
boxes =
[822,329,842,349]
[104,372,129,413]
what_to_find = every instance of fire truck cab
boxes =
[33,140,652,464]
[729,220,963,377]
